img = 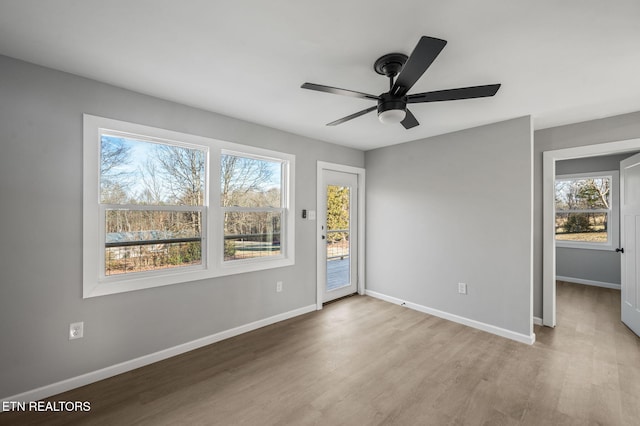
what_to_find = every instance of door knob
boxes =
[616,248,624,253]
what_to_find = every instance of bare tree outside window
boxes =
[100,137,133,204]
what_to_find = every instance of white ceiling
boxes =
[1,1,639,151]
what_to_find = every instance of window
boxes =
[84,115,295,297]
[221,152,286,262]
[101,134,207,277]
[555,171,618,250]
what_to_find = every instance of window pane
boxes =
[105,209,202,275]
[221,154,282,208]
[555,212,608,243]
[224,212,281,261]
[555,177,610,211]
[100,135,206,206]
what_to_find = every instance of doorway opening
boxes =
[542,138,640,328]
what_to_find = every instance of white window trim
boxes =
[554,170,619,251]
[83,114,295,298]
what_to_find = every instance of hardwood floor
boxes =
[2,281,639,425]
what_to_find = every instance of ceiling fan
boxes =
[301,36,501,129]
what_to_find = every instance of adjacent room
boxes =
[1,1,639,424]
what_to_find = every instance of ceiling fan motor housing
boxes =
[378,92,407,116]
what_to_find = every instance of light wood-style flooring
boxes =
[2,281,639,425]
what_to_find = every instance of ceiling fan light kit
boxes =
[377,92,407,124]
[301,36,501,130]
[378,108,406,124]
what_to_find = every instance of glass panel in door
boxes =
[326,184,350,291]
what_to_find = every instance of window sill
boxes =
[85,255,295,298]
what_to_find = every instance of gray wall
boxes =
[534,111,640,317]
[0,55,364,398]
[556,248,620,284]
[555,154,633,285]
[365,116,533,336]
[556,154,633,176]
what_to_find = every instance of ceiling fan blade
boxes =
[327,106,378,126]
[401,109,419,129]
[391,36,447,97]
[301,83,379,101]
[407,84,501,103]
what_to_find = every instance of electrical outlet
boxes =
[69,322,84,340]
[458,283,467,295]
[276,281,283,292]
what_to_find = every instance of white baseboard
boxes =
[2,304,317,405]
[533,316,543,326]
[365,290,536,345]
[556,276,621,290]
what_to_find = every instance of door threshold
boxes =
[323,292,358,306]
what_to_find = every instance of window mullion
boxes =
[222,207,283,213]
[101,204,205,212]
[556,209,610,214]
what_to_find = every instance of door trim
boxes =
[317,162,366,310]
[542,138,640,327]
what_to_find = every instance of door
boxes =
[620,152,640,336]
[320,169,358,303]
